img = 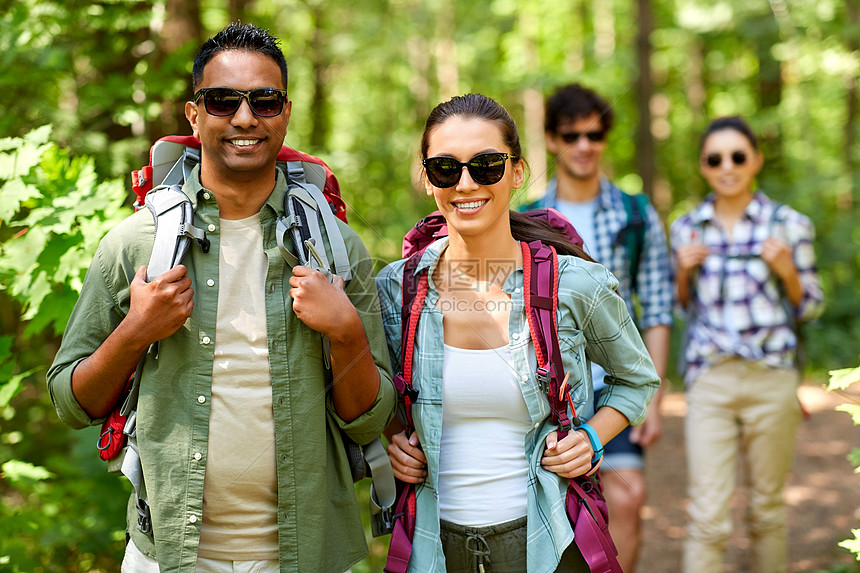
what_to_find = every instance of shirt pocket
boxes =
[556,325,588,402]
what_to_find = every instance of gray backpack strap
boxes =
[143,184,209,281]
[112,182,206,535]
[160,146,200,190]
[284,161,352,281]
[276,162,395,524]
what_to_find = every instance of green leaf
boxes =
[838,529,860,560]
[0,125,53,180]
[835,404,860,426]
[828,366,860,392]
[849,449,860,473]
[0,365,38,407]
[1,460,55,483]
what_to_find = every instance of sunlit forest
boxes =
[1,0,858,571]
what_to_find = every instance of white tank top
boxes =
[438,344,532,526]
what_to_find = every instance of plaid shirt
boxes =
[376,238,659,573]
[528,177,674,330]
[669,191,825,385]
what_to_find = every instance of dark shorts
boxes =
[594,388,644,471]
[440,516,588,572]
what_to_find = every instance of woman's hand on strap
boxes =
[387,430,427,483]
[541,430,594,479]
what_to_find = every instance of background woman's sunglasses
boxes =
[193,87,288,117]
[423,152,514,188]
[704,151,747,168]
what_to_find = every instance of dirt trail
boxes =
[638,383,860,572]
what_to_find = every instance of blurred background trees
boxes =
[1,0,858,570]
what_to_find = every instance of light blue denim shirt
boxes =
[375,238,659,573]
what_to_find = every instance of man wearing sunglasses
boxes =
[48,22,394,573]
[524,83,674,573]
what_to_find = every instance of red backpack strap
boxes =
[385,252,428,573]
[522,240,623,573]
[521,240,574,437]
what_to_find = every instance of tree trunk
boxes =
[635,0,655,199]
[308,3,330,150]
[845,0,859,209]
[519,9,547,202]
[228,0,249,23]
[434,0,459,100]
[752,10,784,180]
[151,0,202,140]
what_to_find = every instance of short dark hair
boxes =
[699,116,758,151]
[544,83,614,134]
[192,22,289,94]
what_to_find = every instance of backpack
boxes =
[615,192,648,292]
[524,189,649,291]
[96,135,395,535]
[382,210,622,573]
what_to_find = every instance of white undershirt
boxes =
[438,344,531,526]
[198,214,278,560]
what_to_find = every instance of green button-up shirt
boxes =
[48,168,395,573]
[375,238,659,573]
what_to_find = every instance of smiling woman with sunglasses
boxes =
[375,93,659,572]
[670,116,825,573]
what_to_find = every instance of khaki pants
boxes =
[683,359,801,573]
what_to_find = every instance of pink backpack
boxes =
[384,209,622,573]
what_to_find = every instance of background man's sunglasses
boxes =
[423,152,514,188]
[193,87,288,117]
[558,130,606,144]
[703,151,747,168]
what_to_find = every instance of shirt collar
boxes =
[184,165,287,215]
[690,190,768,226]
[545,174,612,210]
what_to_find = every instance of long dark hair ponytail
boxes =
[510,211,595,262]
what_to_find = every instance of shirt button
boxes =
[208,223,216,232]
[203,192,211,200]
[514,288,521,294]
[521,375,528,382]
[197,395,206,404]
[193,452,202,461]
[272,340,279,350]
[512,333,520,340]
[202,336,211,345]
[534,422,540,429]
[189,515,198,524]
[207,279,215,287]
[269,284,276,293]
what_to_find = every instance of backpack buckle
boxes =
[536,366,552,395]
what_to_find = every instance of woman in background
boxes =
[671,116,824,573]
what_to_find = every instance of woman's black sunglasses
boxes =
[423,152,515,188]
[704,151,747,168]
[193,87,288,118]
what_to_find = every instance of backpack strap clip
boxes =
[536,365,552,395]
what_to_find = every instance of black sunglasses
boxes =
[557,130,606,144]
[704,151,747,168]
[423,152,515,188]
[193,87,288,117]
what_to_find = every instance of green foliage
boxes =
[0,126,131,571]
[0,125,130,337]
[828,363,860,562]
